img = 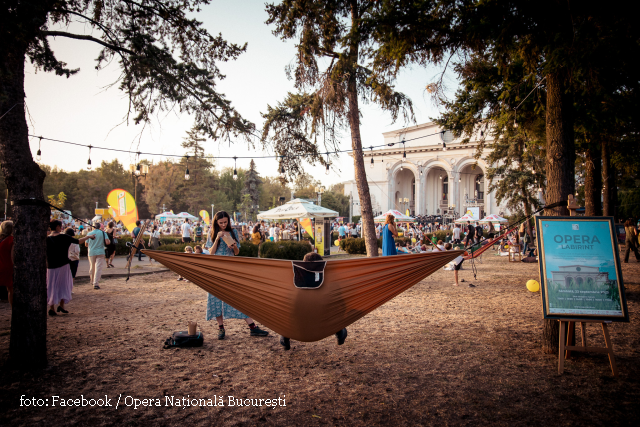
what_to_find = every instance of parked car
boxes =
[615,224,626,244]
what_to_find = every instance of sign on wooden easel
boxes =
[535,215,629,376]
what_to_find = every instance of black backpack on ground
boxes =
[163,331,204,349]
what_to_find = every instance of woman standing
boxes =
[0,221,15,307]
[382,214,398,256]
[207,211,269,339]
[47,220,95,315]
[624,219,640,263]
[251,224,262,245]
[105,221,118,268]
[149,225,161,264]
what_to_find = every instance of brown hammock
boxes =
[142,249,463,342]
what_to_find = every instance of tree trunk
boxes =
[584,141,601,216]
[542,71,575,354]
[602,142,612,216]
[345,4,377,257]
[0,46,50,369]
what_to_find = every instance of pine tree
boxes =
[262,0,415,257]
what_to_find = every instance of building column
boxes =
[418,170,427,214]
[387,170,393,212]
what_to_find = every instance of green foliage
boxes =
[258,241,312,260]
[351,216,361,224]
[339,238,367,255]
[238,242,259,258]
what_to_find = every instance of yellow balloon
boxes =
[334,240,340,246]
[504,244,509,249]
[526,280,540,292]
[411,238,416,243]
[398,232,403,237]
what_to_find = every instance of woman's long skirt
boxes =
[47,264,73,306]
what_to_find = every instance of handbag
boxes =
[163,331,204,349]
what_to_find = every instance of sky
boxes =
[25,0,452,186]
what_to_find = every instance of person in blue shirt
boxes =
[338,224,346,239]
[85,222,110,290]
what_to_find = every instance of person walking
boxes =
[382,214,398,256]
[464,221,475,247]
[47,220,95,315]
[206,211,269,339]
[0,221,15,307]
[194,222,203,243]
[86,222,110,290]
[624,219,640,263]
[105,221,117,268]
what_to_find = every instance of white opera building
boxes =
[344,122,506,221]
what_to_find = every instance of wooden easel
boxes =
[125,219,150,270]
[558,319,618,376]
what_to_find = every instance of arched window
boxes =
[475,174,484,200]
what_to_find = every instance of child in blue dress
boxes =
[206,211,269,339]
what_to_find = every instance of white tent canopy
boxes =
[257,198,338,220]
[374,210,416,223]
[478,214,508,224]
[157,211,198,221]
[174,212,199,220]
[455,213,476,223]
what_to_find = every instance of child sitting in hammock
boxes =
[280,252,348,350]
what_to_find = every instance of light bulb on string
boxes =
[232,156,238,181]
[442,142,447,151]
[36,137,42,161]
[369,146,374,168]
[135,164,141,176]
[185,155,190,180]
[87,145,92,170]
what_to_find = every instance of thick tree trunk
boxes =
[602,142,612,216]
[346,4,377,257]
[346,82,377,257]
[0,47,50,369]
[584,141,601,216]
[542,71,575,354]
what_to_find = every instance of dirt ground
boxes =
[1,252,639,426]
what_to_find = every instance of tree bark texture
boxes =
[346,3,377,257]
[0,46,50,369]
[584,142,602,216]
[542,71,575,354]
[602,142,612,216]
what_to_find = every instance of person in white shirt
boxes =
[453,224,461,244]
[181,219,192,243]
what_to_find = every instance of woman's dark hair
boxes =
[108,221,115,228]
[625,219,633,227]
[212,211,238,243]
[153,225,158,231]
[64,227,75,236]
[252,224,260,234]
[50,220,62,231]
[303,252,323,262]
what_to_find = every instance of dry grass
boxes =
[0,253,639,426]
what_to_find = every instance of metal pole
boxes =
[211,204,214,223]
[4,199,6,220]
[349,192,353,223]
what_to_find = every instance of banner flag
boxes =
[300,218,313,237]
[106,189,138,232]
[199,210,210,225]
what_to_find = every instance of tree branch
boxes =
[42,31,135,56]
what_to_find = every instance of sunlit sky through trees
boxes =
[25,0,452,186]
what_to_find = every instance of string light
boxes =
[135,164,141,175]
[442,142,447,151]
[185,155,190,180]
[370,146,374,168]
[36,137,42,161]
[87,145,92,170]
[232,156,238,181]
[325,152,331,175]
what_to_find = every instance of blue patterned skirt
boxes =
[206,293,247,320]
